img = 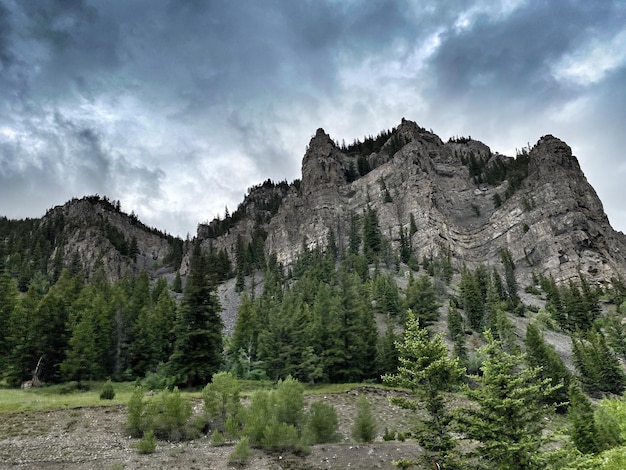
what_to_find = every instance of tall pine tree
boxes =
[168,245,223,387]
[525,323,570,411]
[457,332,558,469]
[383,310,464,468]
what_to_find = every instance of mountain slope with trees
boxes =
[3,120,626,468]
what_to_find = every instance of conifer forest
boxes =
[3,203,626,469]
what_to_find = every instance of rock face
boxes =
[4,119,623,293]
[41,196,178,282]
[194,119,626,286]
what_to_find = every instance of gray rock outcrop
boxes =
[194,119,626,287]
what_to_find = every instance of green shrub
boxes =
[306,401,340,444]
[392,458,417,470]
[136,430,156,454]
[203,371,242,432]
[241,377,310,452]
[532,309,561,332]
[407,255,420,273]
[525,285,541,295]
[147,387,194,442]
[225,415,240,441]
[243,390,275,446]
[142,366,175,391]
[100,380,116,400]
[383,427,396,441]
[59,381,90,395]
[126,386,145,438]
[275,376,305,428]
[351,396,376,443]
[261,419,300,452]
[596,404,625,450]
[466,353,486,377]
[228,437,251,465]
[211,430,226,446]
[243,379,310,452]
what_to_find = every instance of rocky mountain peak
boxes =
[41,196,179,282]
[529,134,581,177]
[301,127,350,196]
[396,118,441,146]
[189,119,626,287]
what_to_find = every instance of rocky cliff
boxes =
[194,119,626,287]
[39,196,181,282]
[6,119,623,290]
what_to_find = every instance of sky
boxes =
[1,0,625,237]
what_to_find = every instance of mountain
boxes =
[2,118,626,389]
[0,195,183,287]
[2,118,625,292]
[191,119,626,288]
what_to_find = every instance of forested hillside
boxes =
[3,121,626,468]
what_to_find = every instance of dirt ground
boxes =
[0,388,426,470]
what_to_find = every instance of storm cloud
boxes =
[1,0,624,236]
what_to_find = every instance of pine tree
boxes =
[61,303,99,382]
[129,236,139,261]
[459,268,483,331]
[457,331,558,469]
[203,371,242,433]
[348,213,361,256]
[447,303,464,341]
[605,309,626,360]
[453,332,468,364]
[152,290,175,363]
[398,227,411,264]
[500,248,519,306]
[32,270,83,382]
[363,207,382,263]
[491,268,506,302]
[4,279,39,386]
[525,323,570,411]
[372,273,400,316]
[383,310,464,467]
[448,302,468,363]
[168,245,224,387]
[172,270,183,293]
[230,293,259,362]
[568,381,600,454]
[257,291,306,381]
[235,234,246,292]
[377,321,399,376]
[409,213,418,236]
[572,329,626,396]
[326,227,339,260]
[564,282,593,331]
[351,395,376,443]
[495,309,519,354]
[331,271,377,382]
[151,277,168,304]
[483,280,501,334]
[0,272,19,372]
[404,273,440,327]
[312,282,342,383]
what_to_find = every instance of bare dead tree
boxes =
[22,355,45,389]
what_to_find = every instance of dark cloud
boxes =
[428,1,619,106]
[0,2,13,67]
[0,0,625,235]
